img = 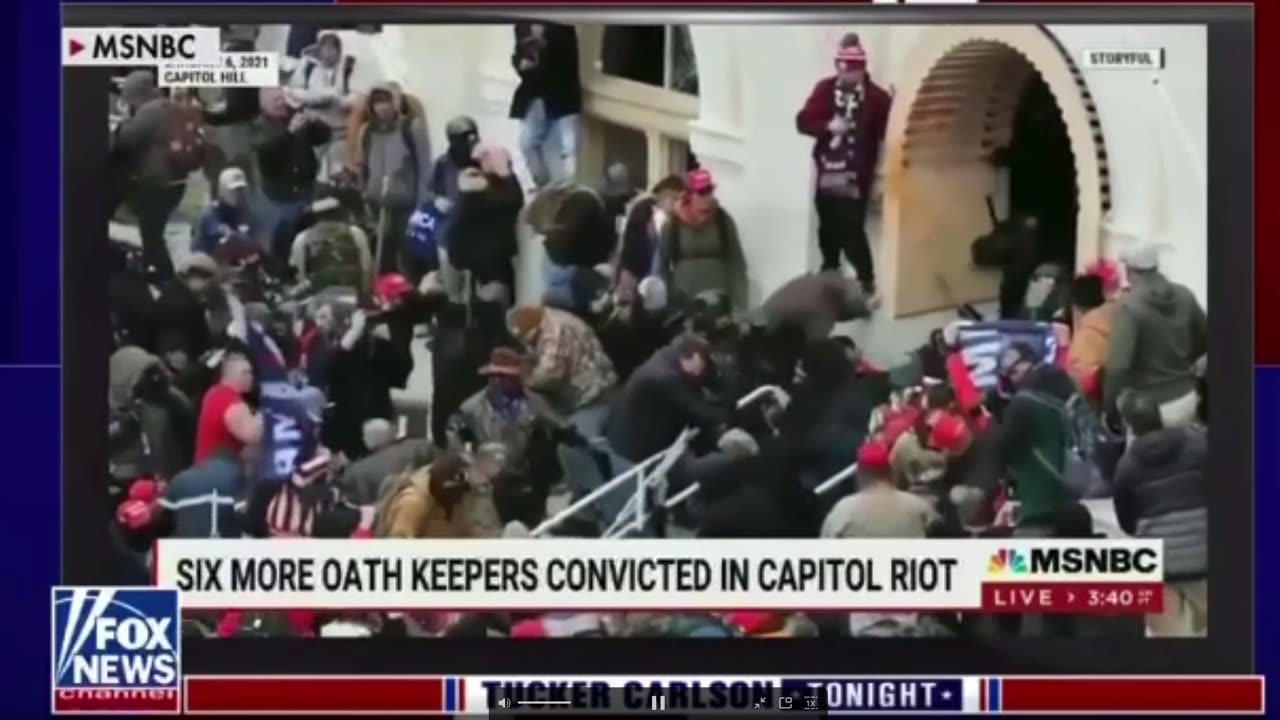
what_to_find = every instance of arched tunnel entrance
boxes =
[881,29,1110,318]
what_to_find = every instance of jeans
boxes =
[557,400,625,531]
[315,136,349,184]
[255,193,307,255]
[814,192,874,289]
[542,255,577,309]
[1005,524,1078,637]
[604,445,652,536]
[438,247,467,302]
[520,98,579,188]
[371,203,413,275]
[128,182,187,281]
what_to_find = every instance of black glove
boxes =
[553,424,588,448]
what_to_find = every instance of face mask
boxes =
[448,135,477,165]
[135,367,170,402]
[488,376,524,399]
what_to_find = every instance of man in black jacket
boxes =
[605,334,729,472]
[1112,392,1207,637]
[252,88,332,252]
[510,22,583,188]
[201,39,262,189]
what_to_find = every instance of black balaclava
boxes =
[445,116,480,167]
[134,364,172,404]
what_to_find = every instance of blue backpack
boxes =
[405,202,444,262]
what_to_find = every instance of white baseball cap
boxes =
[218,167,249,192]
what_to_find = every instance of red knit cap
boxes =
[687,167,715,193]
[835,33,867,69]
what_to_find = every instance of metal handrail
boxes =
[530,447,669,537]
[602,430,697,538]
[530,384,791,538]
[663,458,861,517]
[606,385,790,536]
[814,462,859,496]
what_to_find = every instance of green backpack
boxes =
[306,221,365,292]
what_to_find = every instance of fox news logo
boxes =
[51,588,181,714]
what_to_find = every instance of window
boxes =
[598,121,650,190]
[600,25,699,96]
[666,139,698,177]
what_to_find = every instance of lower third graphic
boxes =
[51,587,181,714]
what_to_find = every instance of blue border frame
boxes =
[6,0,61,714]
[1253,369,1277,682]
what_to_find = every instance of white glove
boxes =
[418,270,446,296]
[357,506,376,531]
[342,310,368,350]
[827,116,850,134]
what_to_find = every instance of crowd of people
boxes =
[104,24,1210,640]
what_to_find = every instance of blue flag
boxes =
[405,202,444,262]
[245,321,322,482]
[954,320,1058,391]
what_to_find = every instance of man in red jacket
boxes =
[795,34,892,296]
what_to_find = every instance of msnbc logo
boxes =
[987,549,1028,575]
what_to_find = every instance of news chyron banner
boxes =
[152,538,1164,613]
[62,27,278,88]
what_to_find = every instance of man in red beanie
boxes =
[795,33,892,296]
[820,437,937,539]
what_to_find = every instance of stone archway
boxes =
[880,26,1110,318]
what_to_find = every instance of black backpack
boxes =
[971,196,1034,269]
[303,55,356,96]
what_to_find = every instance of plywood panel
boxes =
[894,161,1001,315]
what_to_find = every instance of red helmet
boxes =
[376,273,414,303]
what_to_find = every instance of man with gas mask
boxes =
[429,116,482,299]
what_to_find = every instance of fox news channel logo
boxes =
[51,587,181,714]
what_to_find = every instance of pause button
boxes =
[650,695,668,711]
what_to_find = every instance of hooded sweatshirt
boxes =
[1112,427,1207,580]
[657,198,745,308]
[112,72,182,189]
[288,33,364,132]
[998,363,1078,526]
[109,346,188,480]
[355,83,433,208]
[1104,270,1208,410]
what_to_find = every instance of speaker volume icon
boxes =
[497,698,513,709]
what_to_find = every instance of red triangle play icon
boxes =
[68,38,84,56]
